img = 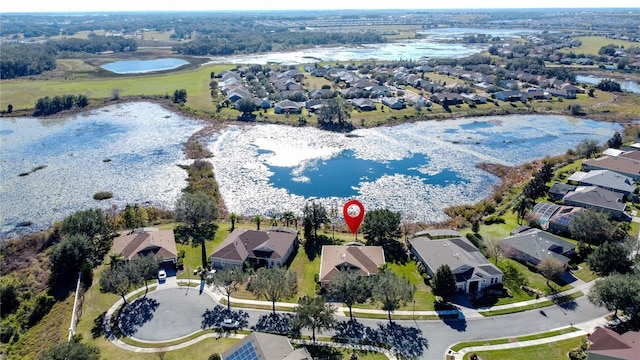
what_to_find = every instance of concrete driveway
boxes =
[121,285,216,342]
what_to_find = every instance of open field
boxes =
[560,36,639,55]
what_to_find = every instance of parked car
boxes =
[158,269,167,282]
[220,318,239,330]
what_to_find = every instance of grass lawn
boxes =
[451,327,579,351]
[462,336,585,360]
[572,263,598,283]
[559,36,639,55]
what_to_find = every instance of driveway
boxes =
[121,286,216,342]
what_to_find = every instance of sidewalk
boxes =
[447,316,609,360]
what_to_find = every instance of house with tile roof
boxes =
[500,228,576,267]
[582,156,640,181]
[563,186,627,219]
[111,228,178,266]
[409,235,502,294]
[319,245,385,287]
[587,327,640,360]
[210,228,298,269]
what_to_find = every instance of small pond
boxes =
[576,75,640,94]
[101,58,189,74]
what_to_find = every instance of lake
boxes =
[0,104,622,238]
[101,58,189,74]
[207,115,621,224]
[576,75,640,94]
[205,28,535,65]
[0,102,203,239]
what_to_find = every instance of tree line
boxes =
[34,94,89,116]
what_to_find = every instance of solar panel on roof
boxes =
[225,342,259,360]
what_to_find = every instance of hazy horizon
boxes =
[2,1,638,14]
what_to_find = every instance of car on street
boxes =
[158,269,167,282]
[220,318,239,330]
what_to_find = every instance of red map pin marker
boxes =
[343,200,365,235]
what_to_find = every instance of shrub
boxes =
[93,191,113,200]
[484,216,505,225]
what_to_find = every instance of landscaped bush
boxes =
[483,215,505,225]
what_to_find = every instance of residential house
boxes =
[582,156,640,181]
[430,92,464,106]
[350,98,377,111]
[500,228,576,267]
[409,235,503,294]
[567,170,635,196]
[494,90,524,102]
[381,97,406,110]
[319,245,385,287]
[548,206,587,234]
[563,186,626,218]
[587,327,640,360]
[274,99,303,114]
[222,332,312,360]
[111,228,178,267]
[210,228,298,269]
[305,99,325,112]
[547,88,577,99]
[460,93,487,104]
[548,182,577,200]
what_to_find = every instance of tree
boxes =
[484,237,503,265]
[362,208,402,246]
[253,214,262,230]
[576,138,600,159]
[38,337,100,360]
[607,131,623,149]
[49,234,94,282]
[372,268,415,322]
[108,252,124,269]
[588,273,640,318]
[280,211,296,228]
[596,79,621,92]
[249,266,297,314]
[229,213,238,231]
[317,97,352,128]
[172,89,187,104]
[432,264,457,301]
[59,208,113,264]
[293,296,336,343]
[327,270,371,321]
[235,97,256,117]
[511,196,535,224]
[99,260,139,304]
[207,266,247,310]
[501,262,526,290]
[175,191,218,268]
[302,202,328,239]
[136,254,159,295]
[123,204,147,231]
[586,241,633,276]
[536,257,565,287]
[569,209,617,250]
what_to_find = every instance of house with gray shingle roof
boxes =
[409,235,502,294]
[582,155,640,181]
[210,229,298,269]
[500,228,575,267]
[563,186,627,218]
[319,245,385,287]
[567,170,635,196]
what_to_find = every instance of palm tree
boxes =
[253,215,262,230]
[512,196,535,225]
[280,211,295,228]
[229,213,238,231]
[108,252,124,268]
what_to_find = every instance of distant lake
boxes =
[576,75,640,94]
[0,102,203,239]
[206,28,535,65]
[208,115,621,224]
[101,58,189,74]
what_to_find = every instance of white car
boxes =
[158,269,167,282]
[220,318,239,330]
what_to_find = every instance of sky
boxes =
[1,1,639,13]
